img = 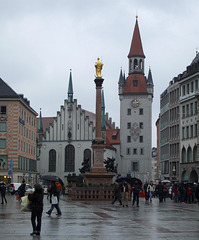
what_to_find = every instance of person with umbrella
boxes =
[120,179,129,207]
[132,180,142,207]
[46,181,62,216]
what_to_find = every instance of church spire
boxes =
[128,16,145,75]
[128,16,145,58]
[68,69,73,103]
[38,108,43,134]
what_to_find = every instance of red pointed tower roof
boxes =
[128,16,145,58]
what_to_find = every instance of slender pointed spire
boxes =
[38,108,43,133]
[68,69,73,103]
[147,67,153,85]
[128,16,145,58]
[101,89,106,131]
[118,68,125,84]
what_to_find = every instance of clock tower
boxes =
[118,16,154,182]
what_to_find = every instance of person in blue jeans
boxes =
[46,181,61,216]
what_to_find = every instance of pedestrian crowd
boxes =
[111,179,199,207]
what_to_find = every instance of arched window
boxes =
[65,144,75,172]
[139,59,143,69]
[187,146,192,162]
[134,59,138,70]
[193,145,197,162]
[129,59,132,71]
[49,149,56,172]
[181,147,186,163]
[83,149,91,168]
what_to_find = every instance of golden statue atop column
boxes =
[95,58,103,78]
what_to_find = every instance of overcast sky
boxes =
[1,0,199,147]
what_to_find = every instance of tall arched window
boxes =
[134,59,138,70]
[49,149,56,172]
[181,147,186,163]
[139,59,143,69]
[187,146,192,163]
[129,59,132,71]
[193,145,197,162]
[83,149,91,168]
[65,144,75,172]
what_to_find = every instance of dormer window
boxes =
[133,79,138,87]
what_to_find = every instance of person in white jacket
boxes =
[148,181,155,202]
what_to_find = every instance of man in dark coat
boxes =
[111,182,122,205]
[156,181,164,202]
[132,180,142,207]
[0,181,7,204]
[28,184,44,236]
[18,180,26,200]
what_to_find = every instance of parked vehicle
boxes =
[8,183,34,195]
[8,183,21,195]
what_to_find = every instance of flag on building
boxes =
[8,158,13,177]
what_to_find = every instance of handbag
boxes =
[21,196,32,212]
[51,195,58,205]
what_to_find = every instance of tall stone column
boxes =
[94,78,104,143]
[83,58,115,185]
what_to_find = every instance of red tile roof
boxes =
[128,19,145,58]
[106,129,120,148]
[123,74,147,94]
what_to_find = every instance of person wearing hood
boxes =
[28,184,44,236]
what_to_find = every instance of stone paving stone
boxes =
[0,194,199,240]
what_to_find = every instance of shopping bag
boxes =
[21,196,32,212]
[51,195,58,205]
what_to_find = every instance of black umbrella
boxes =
[115,176,131,184]
[129,177,142,186]
[41,175,64,186]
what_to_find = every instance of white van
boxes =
[8,183,21,194]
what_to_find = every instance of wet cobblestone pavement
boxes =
[0,194,199,240]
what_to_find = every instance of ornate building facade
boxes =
[117,17,154,182]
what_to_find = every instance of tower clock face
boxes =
[130,98,140,109]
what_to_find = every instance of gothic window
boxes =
[193,145,197,162]
[65,144,75,172]
[181,147,186,163]
[187,146,192,163]
[83,149,91,168]
[49,149,56,172]
[139,59,143,69]
[129,59,132,71]
[134,59,138,70]
[127,109,131,115]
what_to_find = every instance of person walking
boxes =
[28,184,44,236]
[121,180,129,207]
[111,182,122,205]
[0,181,7,204]
[148,181,155,202]
[46,181,62,216]
[156,181,164,202]
[132,180,142,207]
[18,180,26,201]
[143,181,149,202]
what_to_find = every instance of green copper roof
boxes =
[38,109,43,133]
